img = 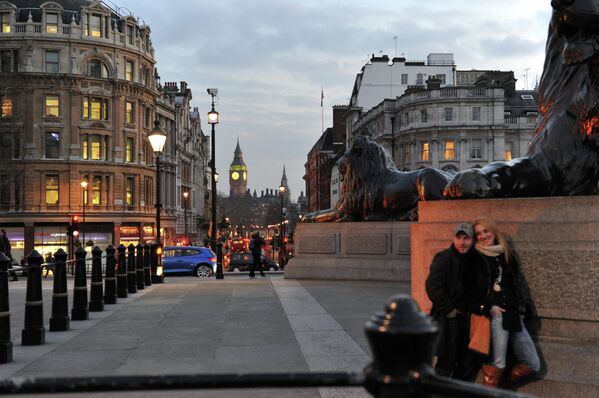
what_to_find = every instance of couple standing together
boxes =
[426,217,541,388]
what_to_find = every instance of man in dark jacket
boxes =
[249,232,266,278]
[426,222,475,380]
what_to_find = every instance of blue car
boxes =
[162,246,216,278]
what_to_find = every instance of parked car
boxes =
[228,252,280,272]
[162,246,216,278]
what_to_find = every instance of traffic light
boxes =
[283,236,289,244]
[71,215,80,238]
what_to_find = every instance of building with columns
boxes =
[0,0,209,259]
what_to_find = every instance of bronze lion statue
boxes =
[444,0,599,198]
[303,136,452,222]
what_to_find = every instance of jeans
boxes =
[490,314,540,371]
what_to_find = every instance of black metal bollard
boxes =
[127,244,137,294]
[0,252,13,363]
[136,243,145,290]
[71,246,89,321]
[143,243,152,286]
[216,242,224,279]
[363,294,438,398]
[103,245,117,304]
[21,250,45,345]
[49,249,69,332]
[150,242,164,284]
[116,245,128,298]
[89,246,104,312]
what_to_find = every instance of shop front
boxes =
[0,225,25,263]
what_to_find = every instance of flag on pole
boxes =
[321,89,324,107]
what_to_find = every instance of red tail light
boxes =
[209,257,217,262]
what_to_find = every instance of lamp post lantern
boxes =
[81,180,87,248]
[182,191,189,245]
[148,120,167,244]
[207,88,223,280]
[278,185,286,267]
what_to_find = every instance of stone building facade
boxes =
[0,0,209,259]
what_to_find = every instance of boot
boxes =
[509,363,537,385]
[482,364,504,387]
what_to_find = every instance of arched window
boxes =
[86,59,110,78]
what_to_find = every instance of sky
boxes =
[119,0,552,201]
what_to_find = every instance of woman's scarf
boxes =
[475,243,504,258]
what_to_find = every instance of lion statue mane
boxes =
[445,0,599,198]
[303,136,451,222]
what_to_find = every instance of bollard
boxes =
[49,249,69,332]
[216,242,224,280]
[89,246,104,312]
[103,245,117,304]
[363,294,438,398]
[116,244,128,298]
[127,244,137,294]
[0,252,13,363]
[150,242,164,284]
[136,243,145,290]
[21,250,45,345]
[71,246,89,321]
[143,243,152,286]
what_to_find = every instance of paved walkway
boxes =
[1,275,409,397]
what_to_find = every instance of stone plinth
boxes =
[411,196,599,396]
[285,222,411,282]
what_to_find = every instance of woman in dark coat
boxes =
[466,217,540,388]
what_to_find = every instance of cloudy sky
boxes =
[122,0,552,200]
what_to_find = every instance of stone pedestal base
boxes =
[285,222,411,282]
[21,328,45,346]
[49,317,70,332]
[411,196,599,396]
[0,341,12,363]
[71,308,89,321]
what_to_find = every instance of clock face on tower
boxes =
[243,172,247,181]
[231,171,240,180]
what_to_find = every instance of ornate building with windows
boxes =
[0,0,209,259]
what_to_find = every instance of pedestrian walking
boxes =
[0,229,11,260]
[466,217,540,388]
[425,223,479,381]
[248,232,266,278]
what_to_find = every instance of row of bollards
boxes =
[0,242,163,364]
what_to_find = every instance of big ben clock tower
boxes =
[229,138,248,197]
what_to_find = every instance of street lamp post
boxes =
[81,180,87,248]
[207,88,223,280]
[278,185,286,267]
[148,120,167,244]
[182,191,189,245]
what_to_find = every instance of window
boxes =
[125,61,134,81]
[45,95,59,117]
[144,107,151,128]
[0,50,12,72]
[88,60,109,78]
[420,142,430,161]
[90,14,102,37]
[92,176,101,205]
[404,112,410,126]
[444,141,455,160]
[45,175,59,205]
[401,74,408,85]
[46,13,58,34]
[82,177,88,205]
[444,107,453,121]
[0,133,11,158]
[83,96,109,120]
[125,137,134,162]
[435,74,446,85]
[0,175,8,208]
[420,109,428,123]
[1,12,11,33]
[472,107,481,122]
[45,51,59,73]
[45,132,60,158]
[416,73,424,85]
[125,101,135,123]
[471,139,482,159]
[82,137,88,160]
[1,97,12,117]
[126,177,134,206]
[127,25,135,45]
[505,141,514,161]
[403,143,410,163]
[142,67,150,86]
[91,135,101,160]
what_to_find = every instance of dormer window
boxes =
[46,13,58,34]
[1,12,11,33]
[84,13,103,37]
[127,25,134,45]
